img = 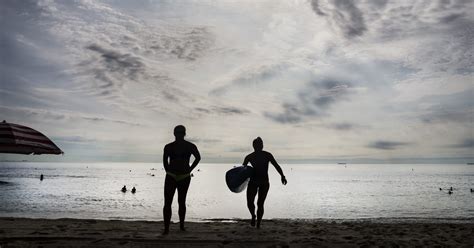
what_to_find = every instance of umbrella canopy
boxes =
[0,120,63,155]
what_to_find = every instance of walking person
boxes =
[162,125,201,234]
[242,137,287,228]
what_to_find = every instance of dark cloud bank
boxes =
[450,138,474,148]
[368,140,411,150]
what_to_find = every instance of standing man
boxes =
[243,137,287,228]
[162,125,201,235]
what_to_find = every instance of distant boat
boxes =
[467,163,474,165]
[337,162,347,165]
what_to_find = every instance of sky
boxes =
[0,0,473,163]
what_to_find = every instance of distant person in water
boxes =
[131,187,136,194]
[121,185,127,193]
[243,137,287,228]
[162,125,201,235]
[40,174,44,181]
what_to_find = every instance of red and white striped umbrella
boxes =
[0,120,63,155]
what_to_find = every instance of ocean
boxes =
[0,162,473,222]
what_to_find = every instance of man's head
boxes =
[252,137,263,151]
[174,125,186,139]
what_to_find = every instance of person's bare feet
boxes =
[180,224,186,231]
[162,229,169,235]
[250,215,256,227]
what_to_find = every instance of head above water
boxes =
[253,137,263,151]
[174,125,186,139]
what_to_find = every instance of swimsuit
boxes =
[166,171,191,182]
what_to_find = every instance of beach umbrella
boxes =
[0,120,63,155]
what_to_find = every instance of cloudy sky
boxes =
[1,0,473,163]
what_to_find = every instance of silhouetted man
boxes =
[243,137,287,228]
[162,125,201,234]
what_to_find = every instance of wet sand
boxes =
[0,217,473,247]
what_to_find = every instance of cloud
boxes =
[310,0,326,16]
[195,106,249,116]
[265,78,352,123]
[79,43,152,98]
[329,122,359,131]
[53,136,96,144]
[368,141,411,150]
[81,117,142,126]
[165,27,215,62]
[373,1,472,74]
[440,13,464,24]
[228,147,251,153]
[310,1,474,76]
[450,138,474,148]
[417,89,474,124]
[187,138,221,144]
[0,0,70,107]
[421,111,473,124]
[1,0,473,162]
[210,62,290,96]
[17,0,217,114]
[310,0,367,38]
[215,107,249,115]
[86,44,145,82]
[0,106,143,127]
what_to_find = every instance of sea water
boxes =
[0,162,473,221]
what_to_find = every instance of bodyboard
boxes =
[225,165,254,193]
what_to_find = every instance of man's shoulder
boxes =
[164,142,174,149]
[263,150,273,157]
[184,140,197,148]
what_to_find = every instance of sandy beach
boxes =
[0,217,472,247]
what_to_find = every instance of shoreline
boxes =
[1,217,473,247]
[2,215,473,224]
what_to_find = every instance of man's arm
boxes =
[189,144,201,172]
[163,146,170,172]
[269,153,287,185]
[242,154,250,166]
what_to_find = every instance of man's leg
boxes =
[246,182,258,226]
[163,175,176,234]
[256,183,270,228]
[177,177,191,231]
